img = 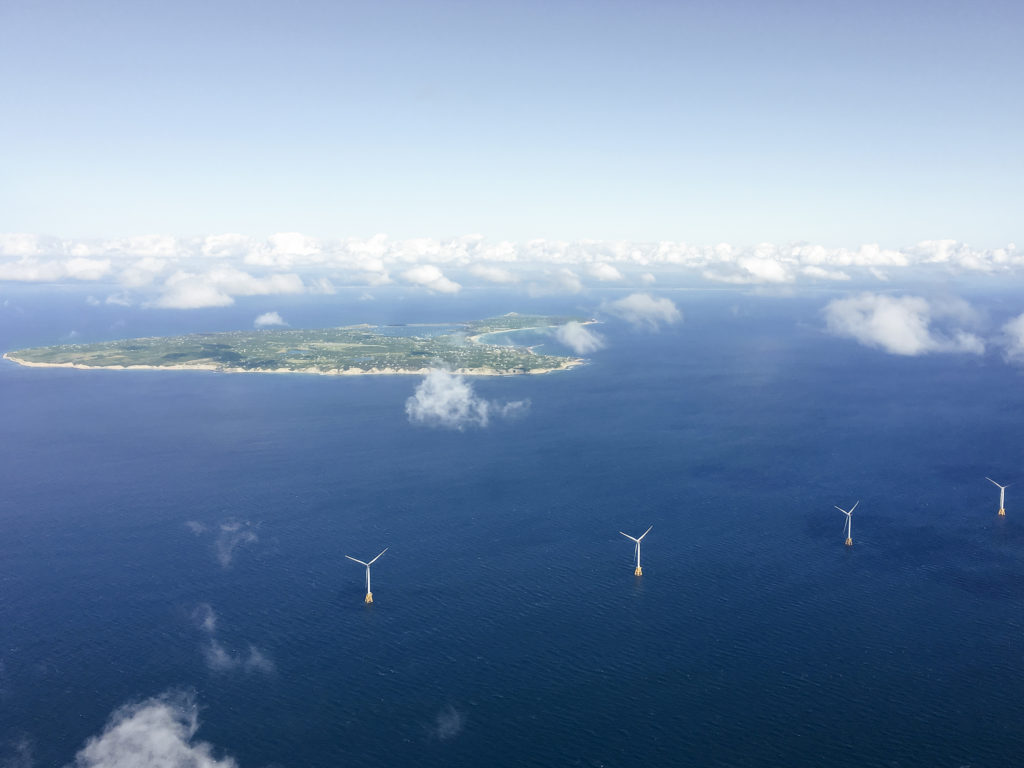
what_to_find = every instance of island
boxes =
[3,314,592,376]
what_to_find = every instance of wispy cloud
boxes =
[430,705,465,741]
[69,691,238,768]
[603,293,682,330]
[0,738,32,768]
[215,521,258,568]
[823,293,985,356]
[253,311,287,328]
[405,369,528,429]
[192,604,274,674]
[555,321,604,354]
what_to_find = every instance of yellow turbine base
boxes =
[634,566,643,576]
[365,592,373,604]
[845,538,853,546]
[998,509,1006,516]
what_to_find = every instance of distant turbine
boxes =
[835,501,858,547]
[619,525,652,576]
[986,477,1008,517]
[345,548,388,603]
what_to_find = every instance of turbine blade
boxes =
[834,506,846,514]
[619,532,639,542]
[637,525,653,541]
[345,555,368,566]
[987,477,1002,488]
[368,547,389,565]
[849,501,859,514]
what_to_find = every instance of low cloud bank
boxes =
[824,293,985,356]
[5,233,1022,308]
[603,293,682,330]
[405,370,528,430]
[69,691,238,768]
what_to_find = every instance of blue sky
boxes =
[2,0,1022,247]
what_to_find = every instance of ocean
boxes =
[2,287,1024,767]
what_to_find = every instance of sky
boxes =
[2,0,1022,248]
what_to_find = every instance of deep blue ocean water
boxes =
[3,288,1024,767]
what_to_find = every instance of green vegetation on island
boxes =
[4,314,592,376]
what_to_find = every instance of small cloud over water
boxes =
[406,369,528,430]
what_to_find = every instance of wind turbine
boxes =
[345,548,388,603]
[619,525,652,576]
[835,501,858,547]
[986,477,1008,516]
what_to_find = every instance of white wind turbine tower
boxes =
[986,477,1008,517]
[835,501,858,547]
[619,525,652,576]
[345,548,388,603]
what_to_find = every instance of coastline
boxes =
[2,352,583,376]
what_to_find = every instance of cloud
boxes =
[823,293,985,356]
[586,262,623,281]
[431,706,465,741]
[555,321,604,354]
[603,293,682,330]
[185,521,207,535]
[202,641,274,674]
[153,275,234,309]
[215,521,258,568]
[253,311,287,328]
[468,264,519,284]
[999,313,1024,363]
[69,692,238,768]
[401,264,461,294]
[405,369,528,429]
[192,603,218,634]
[193,604,274,675]
[152,269,306,309]
[1,738,32,768]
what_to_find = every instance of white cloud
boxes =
[405,369,528,429]
[401,264,461,294]
[587,262,624,281]
[823,293,985,356]
[555,321,604,354]
[214,520,258,568]
[468,264,519,284]
[603,293,682,330]
[254,311,287,328]
[152,269,305,309]
[69,692,238,768]
[154,277,235,309]
[802,265,851,281]
[999,313,1024,363]
[5,233,1024,302]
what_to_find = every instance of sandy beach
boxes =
[2,352,582,376]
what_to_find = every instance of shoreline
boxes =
[1,352,583,377]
